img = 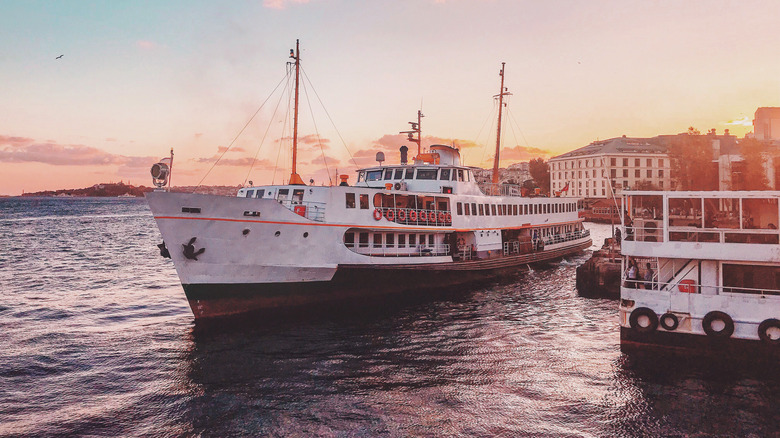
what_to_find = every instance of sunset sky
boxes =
[2,0,779,195]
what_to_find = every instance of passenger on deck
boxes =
[643,263,654,289]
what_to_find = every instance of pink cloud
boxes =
[263,0,309,9]
[217,146,246,153]
[0,139,157,167]
[136,40,157,50]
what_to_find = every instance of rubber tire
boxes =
[758,319,780,345]
[629,307,659,334]
[702,311,734,339]
[660,313,679,331]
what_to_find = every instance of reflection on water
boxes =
[1,199,779,437]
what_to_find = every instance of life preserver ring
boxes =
[702,311,734,338]
[445,213,452,223]
[430,211,438,222]
[438,212,445,223]
[398,209,406,221]
[757,318,780,345]
[409,210,418,221]
[373,208,382,221]
[660,313,679,331]
[386,209,395,221]
[629,307,658,334]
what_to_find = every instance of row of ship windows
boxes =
[345,232,436,247]
[454,201,575,216]
[552,180,666,189]
[551,158,666,170]
[358,167,472,183]
[554,169,665,180]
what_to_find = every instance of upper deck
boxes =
[621,190,780,262]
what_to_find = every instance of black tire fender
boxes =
[758,318,780,345]
[629,307,659,334]
[660,313,679,331]
[702,311,734,338]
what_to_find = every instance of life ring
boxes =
[445,213,452,223]
[398,209,406,221]
[758,318,780,345]
[386,209,395,221]
[629,307,658,334]
[430,211,438,222]
[373,208,382,221]
[409,210,418,221]
[660,313,679,331]
[702,311,734,338]
[438,212,445,223]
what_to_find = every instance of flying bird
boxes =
[55,54,63,59]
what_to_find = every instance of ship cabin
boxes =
[236,144,589,261]
[621,190,780,297]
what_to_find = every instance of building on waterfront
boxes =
[473,161,532,185]
[548,136,671,199]
[753,107,780,141]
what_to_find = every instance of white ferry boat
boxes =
[145,42,592,320]
[619,190,780,359]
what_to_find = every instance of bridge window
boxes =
[292,189,304,203]
[440,168,451,180]
[255,189,265,198]
[405,168,414,179]
[345,193,356,208]
[416,169,437,180]
[384,169,393,180]
[394,169,404,179]
[366,170,382,181]
[245,190,254,198]
[277,189,289,200]
[458,169,464,181]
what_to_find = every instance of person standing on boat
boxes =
[626,258,638,288]
[643,262,654,289]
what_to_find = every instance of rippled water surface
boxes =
[1,197,779,437]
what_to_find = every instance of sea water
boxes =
[1,197,779,437]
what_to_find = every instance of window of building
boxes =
[659,169,664,177]
[635,159,640,166]
[359,194,369,209]
[659,159,665,167]
[647,158,652,167]
[623,158,628,166]
[647,169,652,178]
[346,193,356,208]
[623,169,628,177]
[635,169,640,178]
[611,169,617,178]
[611,158,616,166]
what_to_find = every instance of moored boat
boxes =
[619,190,780,359]
[146,42,592,320]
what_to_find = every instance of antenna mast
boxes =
[492,62,510,184]
[400,110,424,158]
[289,39,305,185]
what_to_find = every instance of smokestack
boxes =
[400,145,408,165]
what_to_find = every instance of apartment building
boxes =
[549,136,671,199]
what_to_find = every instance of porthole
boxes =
[274,231,281,237]
[242,228,250,236]
[303,232,309,238]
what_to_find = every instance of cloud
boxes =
[263,0,309,9]
[194,156,274,168]
[724,116,752,126]
[309,155,341,166]
[217,146,246,153]
[484,145,551,165]
[136,40,158,50]
[0,138,156,167]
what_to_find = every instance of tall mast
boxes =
[289,39,305,185]
[492,62,510,185]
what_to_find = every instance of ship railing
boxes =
[622,276,780,298]
[542,229,590,246]
[277,199,327,222]
[375,207,453,227]
[624,224,779,244]
[345,242,451,257]
[477,182,525,197]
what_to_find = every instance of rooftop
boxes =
[550,136,667,160]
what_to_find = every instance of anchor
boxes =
[157,241,171,258]
[182,237,205,261]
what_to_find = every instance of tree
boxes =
[528,158,550,195]
[667,127,718,190]
[738,138,769,190]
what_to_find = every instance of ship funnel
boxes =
[400,145,408,164]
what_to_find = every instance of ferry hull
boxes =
[183,239,591,319]
[620,327,780,361]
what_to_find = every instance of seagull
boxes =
[56,54,63,59]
